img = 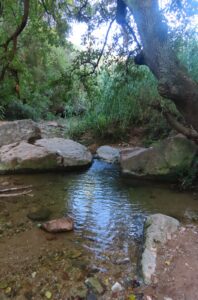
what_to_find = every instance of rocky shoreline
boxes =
[0,119,197,299]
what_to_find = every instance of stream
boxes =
[0,159,197,299]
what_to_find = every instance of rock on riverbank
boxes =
[120,135,197,181]
[96,145,120,163]
[0,119,41,147]
[0,138,92,174]
[141,214,180,284]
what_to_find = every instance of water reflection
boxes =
[1,159,196,260]
[65,160,145,254]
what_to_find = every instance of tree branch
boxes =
[152,103,198,143]
[0,0,29,82]
[81,17,115,77]
[124,0,198,133]
[2,0,29,49]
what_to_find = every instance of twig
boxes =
[0,185,33,193]
[81,17,115,77]
[0,190,32,198]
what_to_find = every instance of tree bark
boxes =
[125,0,198,132]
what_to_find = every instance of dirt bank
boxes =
[138,224,198,300]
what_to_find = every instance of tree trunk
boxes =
[125,0,198,132]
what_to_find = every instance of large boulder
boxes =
[120,135,197,181]
[96,145,120,163]
[0,119,41,147]
[0,138,92,174]
[141,214,180,284]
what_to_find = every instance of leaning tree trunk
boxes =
[125,0,198,132]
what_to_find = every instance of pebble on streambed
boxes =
[27,208,52,221]
[40,216,74,233]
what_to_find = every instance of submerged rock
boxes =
[96,145,120,163]
[120,135,197,181]
[0,138,92,174]
[71,284,88,299]
[0,119,41,147]
[27,208,52,221]
[87,291,97,300]
[41,216,74,233]
[85,277,104,295]
[141,214,180,284]
[184,209,198,222]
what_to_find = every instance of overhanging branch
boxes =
[152,102,198,143]
[80,17,115,77]
[1,0,29,49]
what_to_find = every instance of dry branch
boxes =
[0,190,32,198]
[0,185,33,193]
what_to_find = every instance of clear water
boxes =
[2,159,197,257]
[1,159,198,299]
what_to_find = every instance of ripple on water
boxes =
[2,159,196,261]
[65,160,145,256]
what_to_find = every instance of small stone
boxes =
[41,217,74,233]
[71,285,88,298]
[87,292,97,300]
[5,287,11,295]
[27,208,52,221]
[85,277,104,295]
[31,272,36,278]
[114,257,130,265]
[67,249,82,259]
[111,282,123,293]
[45,291,52,299]
[75,287,87,298]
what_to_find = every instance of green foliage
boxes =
[0,106,5,120]
[178,157,198,190]
[76,61,170,140]
[4,101,39,121]
[0,0,197,147]
[178,37,198,81]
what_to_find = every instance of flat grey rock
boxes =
[141,214,180,284]
[0,138,92,174]
[96,145,120,163]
